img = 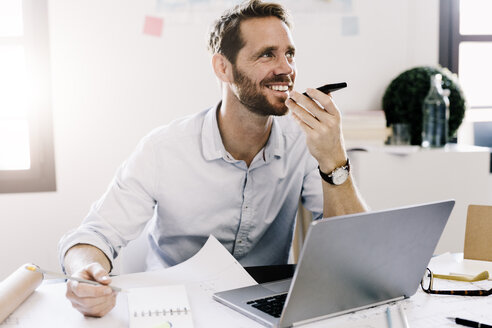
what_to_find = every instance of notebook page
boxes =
[127,285,194,328]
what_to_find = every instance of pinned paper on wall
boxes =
[341,16,359,36]
[143,15,164,37]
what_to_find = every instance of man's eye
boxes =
[286,52,295,59]
[261,52,273,58]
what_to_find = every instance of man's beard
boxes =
[232,66,292,117]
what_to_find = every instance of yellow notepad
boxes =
[127,285,194,328]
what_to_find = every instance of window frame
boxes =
[0,0,56,193]
[440,0,492,93]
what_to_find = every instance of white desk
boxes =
[4,252,492,328]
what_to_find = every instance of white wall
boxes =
[0,0,439,280]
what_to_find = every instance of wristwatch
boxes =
[318,158,350,185]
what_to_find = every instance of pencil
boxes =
[25,264,123,292]
[398,304,410,328]
[386,307,393,328]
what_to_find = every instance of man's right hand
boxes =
[65,262,117,317]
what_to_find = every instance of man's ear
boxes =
[212,53,233,83]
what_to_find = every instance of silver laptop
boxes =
[214,200,455,327]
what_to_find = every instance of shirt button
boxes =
[238,240,242,244]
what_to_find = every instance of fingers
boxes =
[68,280,113,298]
[86,262,112,285]
[286,88,346,167]
[286,97,319,130]
[65,263,117,317]
[305,88,341,117]
[290,109,313,134]
[66,285,117,317]
[286,90,341,132]
[289,89,340,120]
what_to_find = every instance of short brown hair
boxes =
[207,0,292,64]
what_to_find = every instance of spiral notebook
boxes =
[127,284,194,328]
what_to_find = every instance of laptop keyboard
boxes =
[246,293,287,318]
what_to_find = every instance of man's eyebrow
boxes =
[287,45,296,54]
[251,46,277,59]
[250,45,296,59]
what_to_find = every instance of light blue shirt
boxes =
[59,103,323,271]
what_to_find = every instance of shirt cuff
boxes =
[58,228,116,274]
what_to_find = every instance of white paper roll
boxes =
[0,263,43,323]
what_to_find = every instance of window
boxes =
[440,0,492,110]
[0,0,56,193]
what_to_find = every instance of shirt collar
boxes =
[202,102,225,161]
[264,116,284,160]
[201,102,285,162]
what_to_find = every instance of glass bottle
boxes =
[421,74,450,148]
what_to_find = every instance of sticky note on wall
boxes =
[143,15,164,37]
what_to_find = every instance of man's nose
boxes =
[273,55,294,76]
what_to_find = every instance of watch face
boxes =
[332,167,349,185]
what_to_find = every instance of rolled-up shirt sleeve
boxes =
[58,134,158,272]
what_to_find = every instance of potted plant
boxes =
[382,66,467,145]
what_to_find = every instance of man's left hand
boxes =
[286,89,347,173]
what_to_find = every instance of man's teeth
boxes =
[269,85,289,92]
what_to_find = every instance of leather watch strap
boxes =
[318,158,350,185]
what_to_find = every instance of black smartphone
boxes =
[302,82,347,97]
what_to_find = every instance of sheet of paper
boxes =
[2,282,127,327]
[302,304,408,328]
[298,286,492,328]
[5,235,259,328]
[374,253,492,328]
[429,252,492,280]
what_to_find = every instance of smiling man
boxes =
[59,0,367,318]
